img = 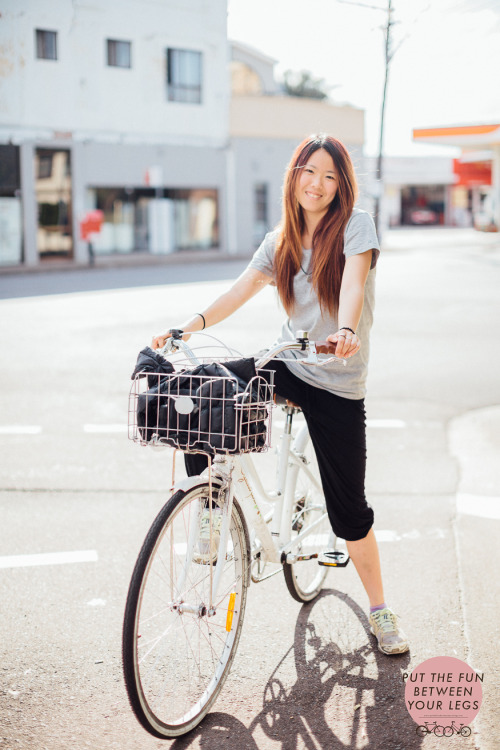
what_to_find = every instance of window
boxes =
[254,183,269,246]
[36,29,57,60]
[37,153,53,179]
[167,48,202,103]
[107,39,132,68]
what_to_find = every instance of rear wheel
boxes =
[122,482,250,738]
[283,428,334,603]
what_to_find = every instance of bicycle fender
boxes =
[171,474,223,496]
[292,423,309,454]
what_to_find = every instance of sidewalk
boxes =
[449,407,500,748]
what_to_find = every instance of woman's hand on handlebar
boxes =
[327,329,360,358]
[151,313,208,349]
[151,328,191,350]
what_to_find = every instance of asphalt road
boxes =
[0,228,499,750]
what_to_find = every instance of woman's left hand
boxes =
[327,329,360,359]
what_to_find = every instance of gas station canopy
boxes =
[413,123,500,228]
[413,123,500,147]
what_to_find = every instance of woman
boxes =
[152,133,408,655]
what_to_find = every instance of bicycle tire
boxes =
[461,726,472,737]
[282,426,333,603]
[415,725,428,737]
[434,725,446,737]
[122,481,250,738]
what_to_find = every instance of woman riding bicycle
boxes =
[152,133,409,656]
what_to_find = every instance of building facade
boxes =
[0,3,372,270]
[0,0,229,268]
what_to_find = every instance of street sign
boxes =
[80,210,104,240]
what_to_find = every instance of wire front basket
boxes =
[129,365,275,455]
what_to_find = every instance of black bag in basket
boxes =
[133,351,269,453]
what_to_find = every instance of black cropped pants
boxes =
[185,359,374,542]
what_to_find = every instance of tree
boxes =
[282,70,330,100]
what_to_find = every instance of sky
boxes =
[227,0,500,157]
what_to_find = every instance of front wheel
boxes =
[122,482,250,738]
[283,427,334,603]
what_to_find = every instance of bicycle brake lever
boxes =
[302,343,347,367]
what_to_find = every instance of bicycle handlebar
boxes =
[158,330,346,369]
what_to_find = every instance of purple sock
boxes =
[370,603,387,614]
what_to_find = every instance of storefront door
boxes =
[35,148,73,260]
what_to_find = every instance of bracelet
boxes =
[340,326,356,335]
[195,312,206,330]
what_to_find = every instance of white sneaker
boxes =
[369,607,409,655]
[193,507,222,565]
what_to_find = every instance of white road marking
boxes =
[367,419,406,428]
[273,418,407,430]
[0,549,98,570]
[375,529,402,542]
[0,425,42,435]
[375,528,446,542]
[83,424,127,433]
[457,493,500,520]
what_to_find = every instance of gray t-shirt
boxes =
[248,208,380,399]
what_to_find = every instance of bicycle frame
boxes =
[171,409,327,604]
[157,330,340,604]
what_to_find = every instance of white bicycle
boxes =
[122,330,350,738]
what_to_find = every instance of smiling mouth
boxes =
[305,191,322,200]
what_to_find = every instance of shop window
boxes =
[36,29,57,60]
[0,145,21,195]
[0,145,22,266]
[166,49,202,103]
[173,189,217,249]
[107,39,132,68]
[90,187,218,254]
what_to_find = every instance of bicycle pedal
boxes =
[318,550,350,567]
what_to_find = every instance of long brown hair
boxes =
[274,133,358,315]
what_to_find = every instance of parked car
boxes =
[409,208,438,225]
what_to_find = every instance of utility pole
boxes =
[373,0,394,236]
[337,0,397,237]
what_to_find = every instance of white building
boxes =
[0,2,373,270]
[0,0,229,267]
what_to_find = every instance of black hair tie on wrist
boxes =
[196,313,206,330]
[340,326,356,335]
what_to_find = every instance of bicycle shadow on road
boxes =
[171,589,421,750]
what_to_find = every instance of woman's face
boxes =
[295,148,338,219]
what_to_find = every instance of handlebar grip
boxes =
[168,328,184,340]
[315,341,337,355]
